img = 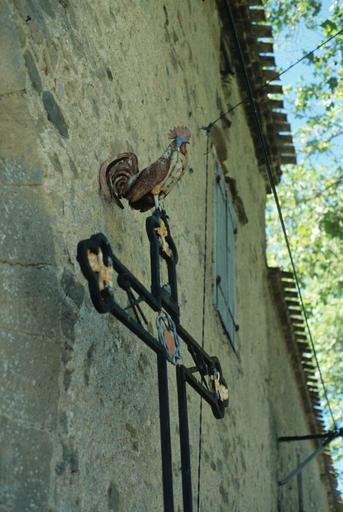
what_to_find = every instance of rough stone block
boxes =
[0,329,60,429]
[0,2,26,95]
[0,186,55,265]
[0,158,43,186]
[12,0,56,31]
[23,50,42,94]
[55,442,79,475]
[42,90,69,138]
[61,269,85,308]
[0,95,40,169]
[0,265,61,337]
[107,482,120,511]
[0,416,52,512]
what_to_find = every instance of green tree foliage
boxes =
[263,0,343,479]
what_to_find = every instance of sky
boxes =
[272,0,340,140]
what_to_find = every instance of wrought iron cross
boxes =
[77,208,229,512]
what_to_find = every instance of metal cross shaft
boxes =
[76,208,229,512]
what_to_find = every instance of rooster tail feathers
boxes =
[99,161,113,201]
[99,152,139,201]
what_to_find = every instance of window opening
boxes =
[214,160,238,346]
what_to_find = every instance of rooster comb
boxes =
[168,126,192,141]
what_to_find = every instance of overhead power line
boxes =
[196,132,211,512]
[209,27,343,128]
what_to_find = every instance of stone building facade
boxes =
[0,0,340,511]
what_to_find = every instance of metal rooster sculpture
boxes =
[99,127,191,212]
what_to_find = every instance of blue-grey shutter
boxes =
[215,163,237,346]
[226,197,236,343]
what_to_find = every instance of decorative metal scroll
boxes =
[77,208,229,512]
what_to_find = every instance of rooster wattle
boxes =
[99,127,191,212]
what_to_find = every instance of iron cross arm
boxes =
[76,221,229,418]
[76,208,229,512]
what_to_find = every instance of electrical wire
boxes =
[195,10,341,506]
[208,27,343,129]
[196,131,211,512]
[218,0,338,430]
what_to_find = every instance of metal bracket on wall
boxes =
[77,208,229,512]
[278,428,343,485]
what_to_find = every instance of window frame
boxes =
[213,159,238,348]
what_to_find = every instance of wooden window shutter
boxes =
[215,162,237,346]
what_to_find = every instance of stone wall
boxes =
[0,1,333,511]
[266,286,332,512]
